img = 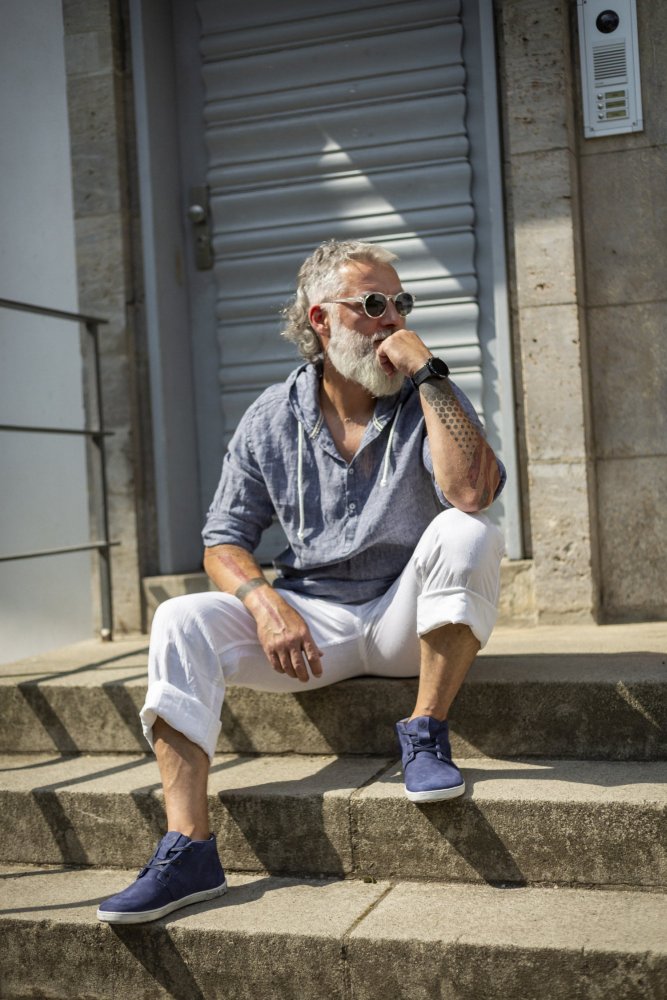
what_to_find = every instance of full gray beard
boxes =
[326,319,405,397]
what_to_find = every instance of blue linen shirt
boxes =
[203,363,505,605]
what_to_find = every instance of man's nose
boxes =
[381,299,401,327]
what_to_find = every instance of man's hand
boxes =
[374,328,430,379]
[248,589,324,682]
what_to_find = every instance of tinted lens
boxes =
[395,292,414,316]
[363,293,388,317]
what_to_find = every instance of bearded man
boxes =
[97,239,506,925]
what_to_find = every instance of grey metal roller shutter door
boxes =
[198,0,481,410]
[195,0,518,557]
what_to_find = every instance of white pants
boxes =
[141,508,505,761]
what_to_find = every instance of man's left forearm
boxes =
[374,328,501,511]
[419,379,500,512]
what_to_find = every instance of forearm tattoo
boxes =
[420,380,493,505]
[215,551,251,582]
[420,381,479,458]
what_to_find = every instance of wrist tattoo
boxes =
[235,577,270,602]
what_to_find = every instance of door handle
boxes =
[187,186,214,270]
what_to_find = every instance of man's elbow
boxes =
[443,472,501,514]
[448,493,489,514]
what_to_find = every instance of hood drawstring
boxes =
[297,415,323,542]
[297,421,305,541]
[380,401,403,486]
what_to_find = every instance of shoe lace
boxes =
[141,843,192,878]
[408,732,448,760]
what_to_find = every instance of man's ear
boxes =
[308,304,329,336]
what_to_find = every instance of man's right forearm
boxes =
[203,544,289,625]
[203,544,270,602]
[203,543,323,681]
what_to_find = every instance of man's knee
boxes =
[152,590,236,632]
[413,510,504,646]
[419,508,504,574]
[151,594,204,637]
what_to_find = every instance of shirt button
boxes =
[349,502,356,512]
[348,467,355,475]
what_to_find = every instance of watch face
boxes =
[428,357,449,378]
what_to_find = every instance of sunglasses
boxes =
[321,291,415,319]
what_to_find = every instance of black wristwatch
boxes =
[411,356,450,389]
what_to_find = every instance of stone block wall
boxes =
[577,0,667,621]
[62,0,151,632]
[495,0,599,622]
[496,0,666,623]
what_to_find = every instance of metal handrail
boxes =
[0,297,118,639]
[0,424,113,438]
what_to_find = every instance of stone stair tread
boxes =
[2,751,666,802]
[1,864,666,1000]
[1,625,666,759]
[3,620,666,682]
[0,751,391,798]
[2,752,665,887]
[2,862,664,947]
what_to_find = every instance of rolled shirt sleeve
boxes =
[202,405,276,552]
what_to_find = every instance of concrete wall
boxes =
[578,0,667,621]
[0,0,93,661]
[495,0,666,623]
[496,0,600,623]
[62,0,151,633]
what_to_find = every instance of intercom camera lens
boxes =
[596,10,620,33]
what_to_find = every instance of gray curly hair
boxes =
[281,239,398,362]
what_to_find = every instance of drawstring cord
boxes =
[297,421,305,541]
[297,416,322,542]
[380,401,403,486]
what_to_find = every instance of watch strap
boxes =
[411,356,450,389]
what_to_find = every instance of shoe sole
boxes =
[405,781,465,803]
[96,879,228,924]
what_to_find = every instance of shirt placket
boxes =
[342,412,390,547]
[344,460,358,545]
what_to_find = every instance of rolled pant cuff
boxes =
[417,587,498,648]
[140,679,221,763]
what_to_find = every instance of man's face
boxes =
[323,261,407,397]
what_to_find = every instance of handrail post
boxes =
[87,319,114,640]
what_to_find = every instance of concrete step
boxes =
[1,864,665,1000]
[1,622,666,759]
[1,752,665,889]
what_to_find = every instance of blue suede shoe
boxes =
[395,716,465,802]
[97,831,227,924]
